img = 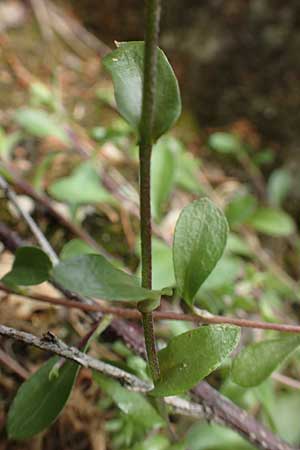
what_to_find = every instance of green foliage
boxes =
[52,254,165,303]
[94,373,164,428]
[60,239,96,260]
[14,108,69,144]
[137,238,175,290]
[7,356,80,440]
[151,139,176,221]
[2,247,52,286]
[0,128,21,160]
[187,423,254,450]
[103,42,181,140]
[49,162,114,205]
[173,198,228,305]
[232,335,300,387]
[225,193,257,228]
[208,132,242,155]
[151,325,240,396]
[267,168,292,207]
[248,207,295,236]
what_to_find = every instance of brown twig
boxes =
[0,323,211,419]
[0,162,109,258]
[0,346,29,380]
[1,285,300,334]
[272,373,300,390]
[0,193,296,449]
[0,321,296,450]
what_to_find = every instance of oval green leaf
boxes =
[49,162,114,205]
[151,325,240,397]
[93,373,164,429]
[7,326,98,440]
[7,356,79,440]
[267,168,292,208]
[248,207,295,237]
[2,246,52,286]
[15,108,69,144]
[232,335,300,388]
[173,198,229,305]
[52,254,164,302]
[103,41,181,141]
[208,132,242,155]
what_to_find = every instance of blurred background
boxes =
[1,1,300,449]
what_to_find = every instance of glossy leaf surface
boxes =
[7,357,79,439]
[151,325,240,396]
[173,198,228,305]
[103,41,181,140]
[52,254,163,302]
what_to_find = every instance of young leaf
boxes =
[151,325,240,396]
[14,108,69,144]
[2,247,52,286]
[49,162,114,205]
[173,198,228,305]
[52,254,164,302]
[103,41,181,140]
[7,356,79,440]
[94,373,164,429]
[232,335,300,388]
[248,208,295,237]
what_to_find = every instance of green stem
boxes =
[138,0,161,383]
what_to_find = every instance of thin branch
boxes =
[0,212,297,449]
[0,162,108,258]
[0,346,29,380]
[0,175,58,264]
[2,286,300,334]
[0,324,149,391]
[0,323,296,450]
[272,373,300,390]
[0,323,205,419]
[192,383,295,450]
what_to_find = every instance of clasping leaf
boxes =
[103,41,181,141]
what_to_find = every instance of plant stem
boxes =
[138,0,161,383]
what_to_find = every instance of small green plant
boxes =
[2,1,300,448]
